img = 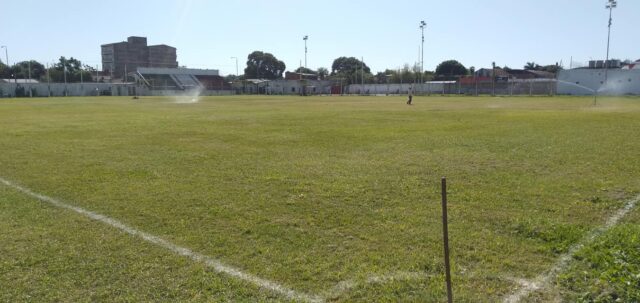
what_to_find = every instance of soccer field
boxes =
[1,95,639,302]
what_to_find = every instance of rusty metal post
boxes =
[441,177,453,303]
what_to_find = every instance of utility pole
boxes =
[303,35,308,69]
[361,57,365,91]
[28,60,32,97]
[491,61,496,96]
[47,63,51,97]
[63,65,68,97]
[230,57,238,76]
[604,0,617,84]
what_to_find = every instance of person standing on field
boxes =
[406,85,413,105]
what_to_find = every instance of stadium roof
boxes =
[137,67,219,76]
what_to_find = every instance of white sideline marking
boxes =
[0,177,323,303]
[503,193,640,303]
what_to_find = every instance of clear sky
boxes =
[1,0,638,75]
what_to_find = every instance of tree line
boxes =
[0,51,564,85]
[231,51,564,85]
[0,57,95,83]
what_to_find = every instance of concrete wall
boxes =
[0,83,133,97]
[266,80,332,95]
[347,81,556,96]
[347,83,460,95]
[557,69,640,95]
[0,83,233,98]
[232,80,333,95]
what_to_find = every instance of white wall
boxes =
[266,80,333,95]
[0,83,132,97]
[557,69,640,95]
[347,83,453,95]
[0,83,233,97]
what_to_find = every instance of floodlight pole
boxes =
[604,0,617,84]
[420,21,426,85]
[303,35,308,69]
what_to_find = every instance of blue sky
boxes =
[1,0,638,75]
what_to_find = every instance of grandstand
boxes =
[135,67,229,91]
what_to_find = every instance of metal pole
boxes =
[28,61,32,97]
[441,177,453,303]
[491,62,496,96]
[303,35,308,69]
[47,63,51,97]
[361,57,364,89]
[420,21,426,85]
[63,66,67,85]
[231,57,238,76]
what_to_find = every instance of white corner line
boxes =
[324,271,433,299]
[503,193,640,303]
[0,177,323,303]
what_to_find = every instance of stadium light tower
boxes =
[419,21,426,84]
[604,0,617,83]
[230,56,238,76]
[303,35,308,69]
[1,45,8,67]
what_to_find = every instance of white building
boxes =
[557,67,640,95]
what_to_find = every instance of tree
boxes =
[540,64,563,74]
[11,60,46,80]
[317,67,329,80]
[244,51,286,79]
[422,70,435,81]
[294,67,316,74]
[524,62,542,71]
[331,57,370,75]
[469,66,476,75]
[435,60,468,77]
[0,60,8,78]
[330,57,371,84]
[49,57,93,82]
[224,74,241,82]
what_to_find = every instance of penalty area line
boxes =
[0,176,323,303]
[503,193,640,303]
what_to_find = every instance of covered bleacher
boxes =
[136,67,228,91]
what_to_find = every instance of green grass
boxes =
[1,95,639,302]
